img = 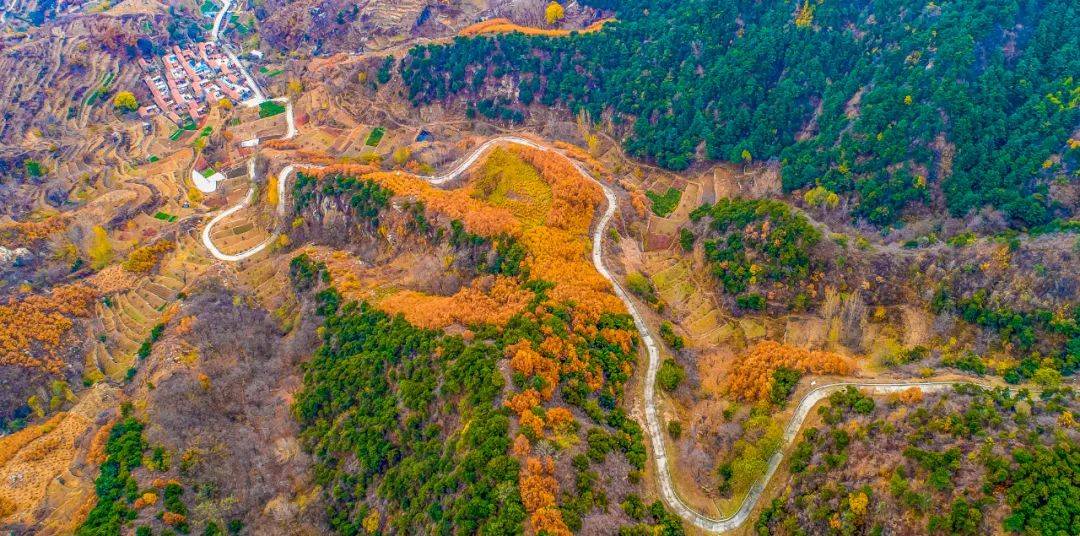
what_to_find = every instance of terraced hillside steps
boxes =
[86,241,207,381]
[642,251,735,347]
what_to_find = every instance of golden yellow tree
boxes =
[804,185,839,209]
[392,147,412,167]
[267,175,279,206]
[849,491,868,516]
[112,91,138,112]
[287,78,304,96]
[88,226,114,270]
[794,1,814,27]
[545,1,565,25]
[362,510,381,533]
[122,241,175,274]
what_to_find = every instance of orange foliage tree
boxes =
[122,241,175,274]
[520,456,558,511]
[508,341,539,376]
[519,411,545,438]
[518,456,571,535]
[545,406,575,434]
[532,506,573,536]
[512,434,531,457]
[505,389,541,416]
[726,340,854,402]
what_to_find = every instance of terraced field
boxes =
[206,205,275,257]
[643,179,703,250]
[233,251,291,311]
[133,151,201,218]
[86,228,211,381]
[642,251,745,348]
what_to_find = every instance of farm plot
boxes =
[643,251,737,348]
[229,253,292,314]
[207,206,274,257]
[86,236,208,381]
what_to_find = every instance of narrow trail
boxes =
[198,136,993,533]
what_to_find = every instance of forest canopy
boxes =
[401,0,1080,228]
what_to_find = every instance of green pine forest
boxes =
[401,0,1079,229]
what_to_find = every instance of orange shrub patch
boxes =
[513,146,603,234]
[0,413,65,467]
[366,170,520,236]
[0,216,67,247]
[893,387,925,405]
[86,419,115,465]
[460,17,612,38]
[162,512,187,526]
[377,275,532,329]
[726,340,854,402]
[519,227,623,316]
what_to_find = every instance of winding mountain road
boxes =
[199,136,985,533]
[200,137,537,261]
[552,141,977,532]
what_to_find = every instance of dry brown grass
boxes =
[87,265,138,295]
[0,411,92,524]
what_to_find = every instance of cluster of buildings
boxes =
[138,42,254,126]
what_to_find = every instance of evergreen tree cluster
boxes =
[402,0,1079,228]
